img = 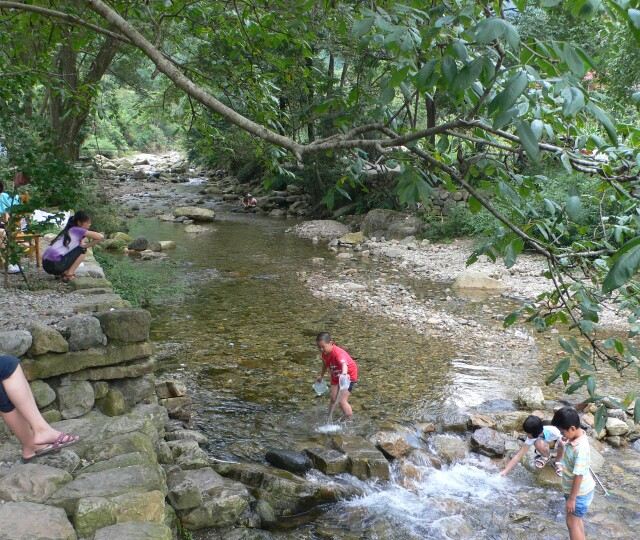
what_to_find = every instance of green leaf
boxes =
[352,17,374,38]
[562,87,585,117]
[635,397,640,423]
[629,9,640,29]
[587,376,596,397]
[632,91,640,104]
[602,236,640,293]
[453,58,483,92]
[566,195,582,221]
[474,18,519,50]
[594,404,607,433]
[504,237,525,268]
[546,357,571,385]
[489,71,528,115]
[563,43,586,77]
[504,311,519,327]
[441,56,457,85]
[560,153,573,174]
[515,120,540,162]
[531,119,544,140]
[416,60,438,90]
[468,195,482,214]
[566,378,586,394]
[586,102,617,146]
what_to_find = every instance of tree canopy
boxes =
[1,0,640,426]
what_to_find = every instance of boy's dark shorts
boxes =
[43,246,86,276]
[0,355,20,413]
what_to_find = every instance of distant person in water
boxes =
[315,332,358,419]
[42,211,104,282]
[500,415,564,477]
[241,193,257,209]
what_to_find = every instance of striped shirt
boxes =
[561,433,595,495]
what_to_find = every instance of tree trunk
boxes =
[49,33,119,160]
[425,95,436,145]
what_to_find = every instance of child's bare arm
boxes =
[500,444,528,476]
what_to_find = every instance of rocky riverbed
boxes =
[61,153,640,539]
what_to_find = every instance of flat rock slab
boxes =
[332,435,390,480]
[49,464,166,514]
[71,294,131,313]
[69,277,112,290]
[21,342,153,380]
[304,447,349,475]
[0,501,76,540]
[0,463,72,503]
[471,427,507,457]
[288,220,349,241]
[93,522,172,540]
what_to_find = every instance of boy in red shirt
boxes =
[315,332,358,419]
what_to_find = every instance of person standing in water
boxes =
[315,332,358,419]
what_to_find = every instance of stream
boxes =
[119,186,639,539]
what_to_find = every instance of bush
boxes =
[423,203,499,241]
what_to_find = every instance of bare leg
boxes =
[62,253,86,278]
[1,365,60,445]
[328,384,338,415]
[0,409,37,459]
[338,390,353,419]
[534,439,550,457]
[567,514,586,540]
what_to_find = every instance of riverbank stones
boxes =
[471,427,507,457]
[28,323,69,356]
[0,463,72,503]
[0,502,76,540]
[304,447,349,474]
[0,330,32,357]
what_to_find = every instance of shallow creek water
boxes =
[124,206,639,539]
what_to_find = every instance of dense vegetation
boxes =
[1,0,640,426]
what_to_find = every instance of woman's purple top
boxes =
[43,227,87,261]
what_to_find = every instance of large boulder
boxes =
[28,324,69,356]
[167,439,209,470]
[361,209,422,239]
[96,309,151,343]
[96,388,127,417]
[168,467,252,530]
[516,386,545,410]
[30,380,56,408]
[57,381,95,419]
[452,270,505,291]
[110,374,156,408]
[470,428,507,457]
[173,206,215,222]
[0,330,32,357]
[606,417,630,436]
[49,464,166,514]
[304,447,349,475]
[370,431,412,459]
[431,435,468,463]
[93,522,172,540]
[213,461,358,519]
[288,220,349,241]
[265,449,313,474]
[332,435,390,480]
[0,502,76,540]
[74,490,165,538]
[127,237,149,251]
[62,316,107,351]
[21,342,153,380]
[0,463,72,503]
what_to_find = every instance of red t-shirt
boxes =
[322,345,358,385]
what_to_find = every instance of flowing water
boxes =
[122,194,640,539]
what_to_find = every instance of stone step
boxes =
[71,294,131,313]
[0,501,76,540]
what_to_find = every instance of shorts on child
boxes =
[565,490,594,518]
[0,355,20,413]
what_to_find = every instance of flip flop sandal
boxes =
[61,274,76,283]
[34,432,80,457]
[534,452,550,469]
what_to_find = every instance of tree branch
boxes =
[0,1,131,43]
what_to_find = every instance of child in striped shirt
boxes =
[552,406,595,540]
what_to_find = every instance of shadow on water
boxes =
[124,210,639,539]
